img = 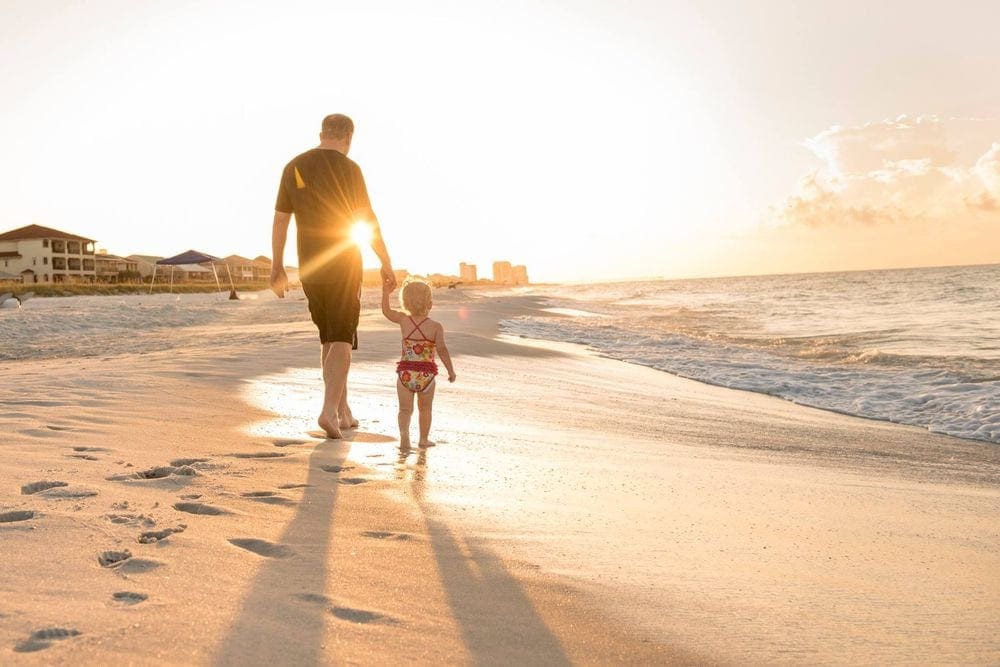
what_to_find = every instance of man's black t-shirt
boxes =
[275,148,376,283]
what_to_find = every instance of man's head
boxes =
[320,114,354,153]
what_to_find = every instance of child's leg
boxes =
[416,379,436,447]
[396,378,415,448]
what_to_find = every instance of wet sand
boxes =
[1,290,998,664]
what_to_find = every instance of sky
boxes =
[1,0,998,282]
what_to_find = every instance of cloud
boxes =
[775,116,1000,228]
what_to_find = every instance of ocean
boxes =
[3,264,998,444]
[500,264,1000,444]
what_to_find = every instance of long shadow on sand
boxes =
[403,448,571,665]
[213,438,348,666]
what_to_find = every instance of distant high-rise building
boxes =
[512,265,529,285]
[492,261,513,285]
[459,262,477,283]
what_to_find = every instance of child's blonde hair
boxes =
[400,278,432,317]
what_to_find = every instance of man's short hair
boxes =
[321,114,354,139]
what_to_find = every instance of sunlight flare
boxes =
[351,221,373,247]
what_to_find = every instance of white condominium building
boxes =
[0,224,97,284]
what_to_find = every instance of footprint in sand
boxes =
[361,530,413,541]
[21,480,68,495]
[319,464,355,474]
[173,502,227,516]
[338,478,369,485]
[98,550,133,568]
[330,606,399,625]
[170,458,209,467]
[66,454,100,461]
[106,513,155,526]
[14,628,81,653]
[112,591,148,605]
[117,558,163,574]
[271,438,312,447]
[73,446,111,452]
[240,491,296,507]
[277,483,312,489]
[0,510,36,523]
[108,466,197,482]
[292,592,399,625]
[39,487,98,499]
[228,538,294,558]
[138,526,186,544]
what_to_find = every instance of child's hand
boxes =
[448,372,456,383]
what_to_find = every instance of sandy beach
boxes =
[1,289,998,665]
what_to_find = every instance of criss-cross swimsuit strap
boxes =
[405,316,433,342]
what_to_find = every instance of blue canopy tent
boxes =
[149,250,230,294]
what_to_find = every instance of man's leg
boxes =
[318,341,352,439]
[322,344,358,430]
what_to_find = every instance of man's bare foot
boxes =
[417,440,435,448]
[400,435,411,450]
[318,416,342,439]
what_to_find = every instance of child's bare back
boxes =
[381,278,455,448]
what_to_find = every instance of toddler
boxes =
[381,278,456,448]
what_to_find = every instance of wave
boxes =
[500,315,1000,444]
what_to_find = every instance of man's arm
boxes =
[354,164,396,290]
[270,210,292,298]
[370,223,396,290]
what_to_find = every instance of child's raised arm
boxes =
[381,283,404,323]
[434,322,456,382]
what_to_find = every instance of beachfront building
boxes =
[459,262,477,283]
[94,251,140,283]
[512,265,529,285]
[127,255,164,280]
[223,255,272,282]
[0,224,97,284]
[492,261,513,285]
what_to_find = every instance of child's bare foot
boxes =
[400,434,411,450]
[317,415,342,439]
[417,439,435,448]
[339,415,359,429]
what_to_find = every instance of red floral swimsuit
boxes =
[396,317,438,393]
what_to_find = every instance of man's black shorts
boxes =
[302,262,362,348]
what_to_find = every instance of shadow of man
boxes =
[213,437,349,666]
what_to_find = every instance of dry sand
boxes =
[1,290,998,665]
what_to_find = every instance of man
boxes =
[270,114,396,439]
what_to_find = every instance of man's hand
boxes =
[270,267,288,298]
[380,265,397,291]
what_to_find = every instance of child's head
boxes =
[400,278,432,317]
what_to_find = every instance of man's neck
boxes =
[318,139,349,153]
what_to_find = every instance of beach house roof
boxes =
[0,224,95,242]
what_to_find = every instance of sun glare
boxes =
[351,221,373,247]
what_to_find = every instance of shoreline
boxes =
[2,291,998,663]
